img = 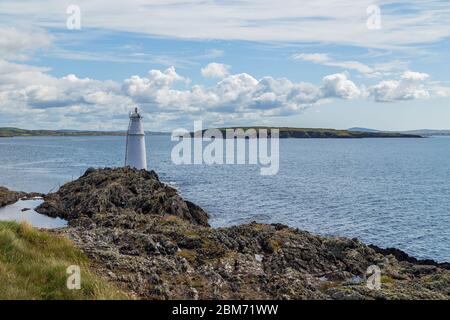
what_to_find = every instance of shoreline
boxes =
[1,167,449,299]
[1,178,449,267]
[0,187,42,207]
[1,184,448,267]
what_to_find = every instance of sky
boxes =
[0,0,450,131]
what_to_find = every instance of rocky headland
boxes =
[2,167,448,299]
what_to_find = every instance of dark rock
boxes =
[28,168,450,300]
[0,187,42,208]
[369,245,450,270]
[36,167,209,227]
[411,265,438,275]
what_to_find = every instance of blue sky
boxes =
[0,0,449,131]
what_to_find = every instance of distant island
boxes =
[4,126,446,139]
[0,127,170,138]
[194,127,423,138]
[395,129,450,137]
[348,127,450,137]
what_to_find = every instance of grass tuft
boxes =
[0,221,129,300]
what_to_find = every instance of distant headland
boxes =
[193,127,424,138]
[0,127,169,138]
[4,126,449,139]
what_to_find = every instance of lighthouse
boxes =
[125,107,147,170]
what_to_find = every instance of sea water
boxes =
[0,135,448,262]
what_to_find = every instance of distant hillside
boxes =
[194,127,423,138]
[0,127,170,137]
[400,129,450,136]
[348,127,380,133]
[0,127,125,137]
[349,127,450,137]
[1,127,426,139]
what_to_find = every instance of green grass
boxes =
[0,221,129,300]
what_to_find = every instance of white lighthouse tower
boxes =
[125,107,147,170]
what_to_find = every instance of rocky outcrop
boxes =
[0,187,40,208]
[37,168,449,300]
[0,187,22,207]
[369,245,450,270]
[37,167,209,227]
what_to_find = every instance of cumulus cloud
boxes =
[0,53,366,129]
[321,73,361,99]
[201,63,230,78]
[432,85,450,98]
[1,55,448,129]
[369,71,431,102]
[401,71,429,81]
[294,53,442,103]
[122,66,186,103]
[0,59,132,122]
[121,69,362,116]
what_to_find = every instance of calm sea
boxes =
[0,135,449,262]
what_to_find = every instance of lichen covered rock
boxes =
[38,168,449,300]
[37,167,209,227]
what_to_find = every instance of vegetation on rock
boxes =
[35,167,449,300]
[36,167,209,227]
